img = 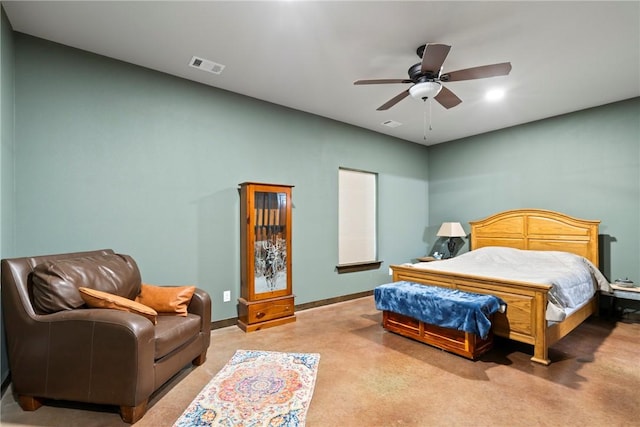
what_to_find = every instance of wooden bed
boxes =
[389,209,601,365]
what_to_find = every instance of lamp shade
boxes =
[409,81,442,100]
[436,222,467,238]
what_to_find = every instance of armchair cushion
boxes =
[79,287,158,324]
[32,253,141,314]
[154,314,202,359]
[135,283,196,316]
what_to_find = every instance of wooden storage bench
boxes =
[374,281,504,360]
[382,310,494,360]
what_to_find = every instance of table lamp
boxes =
[436,222,467,258]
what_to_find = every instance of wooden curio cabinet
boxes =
[238,182,295,332]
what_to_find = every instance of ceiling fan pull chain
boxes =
[429,97,433,131]
[422,97,434,140]
[423,99,427,140]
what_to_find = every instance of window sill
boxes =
[336,261,383,274]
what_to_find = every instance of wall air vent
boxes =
[382,120,402,128]
[189,56,225,75]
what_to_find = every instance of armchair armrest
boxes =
[188,288,212,331]
[9,309,156,407]
[187,288,211,358]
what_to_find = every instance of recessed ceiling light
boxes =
[485,89,505,101]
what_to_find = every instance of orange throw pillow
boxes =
[79,287,157,324]
[135,284,196,317]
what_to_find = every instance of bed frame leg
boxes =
[531,344,551,365]
[530,355,551,365]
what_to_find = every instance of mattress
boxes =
[409,246,610,322]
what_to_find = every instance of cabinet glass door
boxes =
[253,191,288,293]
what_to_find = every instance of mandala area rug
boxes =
[173,350,320,427]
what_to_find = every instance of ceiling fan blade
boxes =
[354,79,412,85]
[377,89,410,111]
[421,43,451,73]
[434,85,462,109]
[443,62,512,82]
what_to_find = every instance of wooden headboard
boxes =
[469,209,600,267]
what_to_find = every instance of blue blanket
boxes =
[374,281,505,339]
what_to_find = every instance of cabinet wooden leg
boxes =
[120,400,148,424]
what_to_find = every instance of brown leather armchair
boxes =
[1,249,211,423]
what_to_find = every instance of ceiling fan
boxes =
[354,43,512,111]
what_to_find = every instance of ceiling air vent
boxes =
[189,56,225,75]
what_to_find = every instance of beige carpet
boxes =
[2,296,639,426]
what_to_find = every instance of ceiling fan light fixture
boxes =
[409,81,442,100]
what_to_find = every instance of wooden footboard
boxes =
[391,265,551,363]
[390,264,597,365]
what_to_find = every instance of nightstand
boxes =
[601,285,640,319]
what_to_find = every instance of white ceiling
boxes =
[4,1,639,146]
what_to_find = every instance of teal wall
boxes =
[1,6,15,386]
[3,24,638,387]
[12,34,430,321]
[427,97,640,283]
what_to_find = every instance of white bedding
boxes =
[408,246,611,322]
